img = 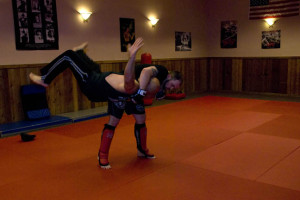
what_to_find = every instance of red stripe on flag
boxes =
[249,0,299,20]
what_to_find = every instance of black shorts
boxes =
[107,98,145,119]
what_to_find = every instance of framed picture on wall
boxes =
[175,31,192,51]
[221,20,237,48]
[262,30,281,49]
[120,18,135,52]
[12,0,59,50]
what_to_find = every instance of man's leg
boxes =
[98,123,116,169]
[74,46,101,73]
[133,114,155,159]
[30,50,90,87]
[98,99,124,169]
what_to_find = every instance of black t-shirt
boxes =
[135,64,168,84]
[80,71,130,102]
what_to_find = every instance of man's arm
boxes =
[138,66,158,90]
[131,66,159,104]
[124,37,144,93]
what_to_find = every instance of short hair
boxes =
[169,71,183,83]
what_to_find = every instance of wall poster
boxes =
[12,0,59,50]
[221,20,237,48]
[175,31,192,51]
[262,30,281,49]
[119,18,135,52]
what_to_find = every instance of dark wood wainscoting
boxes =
[2,57,300,124]
[208,57,300,96]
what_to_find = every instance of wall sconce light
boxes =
[79,10,92,22]
[149,17,159,27]
[264,18,277,28]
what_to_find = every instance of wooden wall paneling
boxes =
[295,58,300,95]
[243,59,265,92]
[180,59,190,93]
[7,68,22,122]
[0,69,5,123]
[255,58,288,94]
[280,59,288,94]
[71,75,79,112]
[208,58,217,91]
[287,58,294,95]
[258,59,268,93]
[0,69,11,123]
[47,72,60,115]
[270,59,288,94]
[232,58,243,92]
[287,58,295,95]
[191,59,207,93]
[242,59,250,92]
[270,59,279,93]
[242,59,252,92]
[76,86,91,111]
[62,69,76,112]
[46,69,76,115]
[287,58,300,95]
[111,62,124,73]
[55,71,66,114]
[209,58,223,91]
[188,59,197,93]
[182,60,194,94]
[242,58,288,94]
[200,59,208,92]
[223,59,232,91]
[20,68,30,86]
[171,59,189,93]
[99,63,113,72]
[262,59,272,93]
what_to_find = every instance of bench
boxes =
[0,116,72,138]
[0,106,108,138]
[1,83,109,138]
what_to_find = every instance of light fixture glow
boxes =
[149,17,159,27]
[264,18,277,27]
[79,10,92,22]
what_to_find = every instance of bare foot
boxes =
[72,42,88,52]
[29,72,49,87]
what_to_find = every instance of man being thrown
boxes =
[29,37,182,169]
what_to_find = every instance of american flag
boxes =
[249,0,300,20]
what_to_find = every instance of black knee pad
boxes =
[135,123,146,130]
[104,124,116,130]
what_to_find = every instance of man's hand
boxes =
[128,37,144,58]
[131,89,147,104]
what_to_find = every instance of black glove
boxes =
[155,90,166,100]
[131,89,147,104]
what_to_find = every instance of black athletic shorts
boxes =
[107,97,145,119]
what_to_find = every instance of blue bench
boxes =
[0,84,109,138]
[0,106,109,138]
[0,116,72,138]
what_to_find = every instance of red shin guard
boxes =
[98,124,115,167]
[134,123,155,158]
